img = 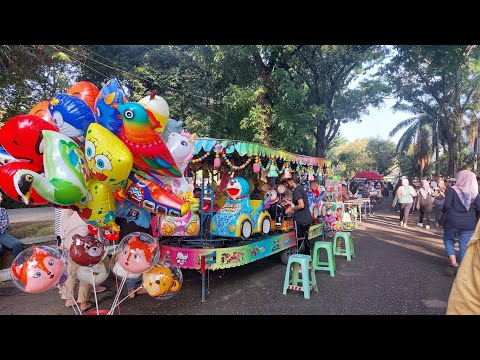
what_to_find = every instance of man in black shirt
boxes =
[285,173,313,255]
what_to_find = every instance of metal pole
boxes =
[201,255,206,302]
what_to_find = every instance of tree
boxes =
[365,138,397,176]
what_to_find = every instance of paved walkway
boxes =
[6,207,55,224]
[0,198,456,315]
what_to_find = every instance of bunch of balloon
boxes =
[143,258,183,300]
[110,232,160,314]
[65,225,109,315]
[10,246,68,307]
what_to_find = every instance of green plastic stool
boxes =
[333,231,355,261]
[282,254,318,299]
[312,241,335,276]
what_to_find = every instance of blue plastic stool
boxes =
[312,241,335,276]
[282,254,318,299]
[333,231,355,261]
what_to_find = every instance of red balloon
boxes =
[0,115,58,172]
[69,233,105,267]
[29,101,53,125]
[66,82,100,111]
[0,162,48,205]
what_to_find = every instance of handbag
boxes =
[438,210,448,226]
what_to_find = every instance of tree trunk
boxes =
[435,122,440,176]
[316,120,327,157]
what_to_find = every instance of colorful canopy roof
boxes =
[193,137,331,167]
[353,171,384,180]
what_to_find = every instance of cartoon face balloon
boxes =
[94,78,128,135]
[77,258,110,285]
[111,232,159,277]
[29,101,53,124]
[84,123,133,190]
[69,232,106,267]
[142,258,182,300]
[66,81,100,111]
[0,115,58,172]
[11,246,66,293]
[48,94,96,144]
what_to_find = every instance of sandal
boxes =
[64,299,76,308]
[80,302,93,312]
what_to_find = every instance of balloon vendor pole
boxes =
[109,284,145,314]
[90,267,99,315]
[109,276,127,315]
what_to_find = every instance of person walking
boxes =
[441,170,480,276]
[285,173,313,255]
[416,179,434,229]
[392,178,417,227]
[432,179,446,227]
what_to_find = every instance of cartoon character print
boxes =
[69,233,105,267]
[11,247,65,293]
[117,235,159,274]
[176,252,188,265]
[143,264,180,297]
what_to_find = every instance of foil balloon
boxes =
[125,171,190,216]
[137,92,169,135]
[94,78,128,135]
[111,232,159,278]
[48,93,95,143]
[11,246,66,294]
[0,115,58,172]
[77,258,110,285]
[84,123,133,190]
[76,179,118,231]
[161,118,183,142]
[0,146,16,166]
[13,130,89,205]
[142,258,182,300]
[118,102,181,180]
[0,162,48,205]
[66,81,100,111]
[69,232,106,267]
[29,100,53,124]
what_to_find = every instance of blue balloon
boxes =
[94,78,127,135]
[48,94,95,143]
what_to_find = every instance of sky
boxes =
[339,99,409,145]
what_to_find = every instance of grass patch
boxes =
[8,221,55,239]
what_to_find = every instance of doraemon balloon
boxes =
[48,93,95,144]
[11,246,66,294]
[94,78,128,135]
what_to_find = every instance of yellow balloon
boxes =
[84,123,133,190]
[138,95,169,134]
[76,179,118,231]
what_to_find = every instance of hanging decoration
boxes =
[190,151,211,164]
[267,157,279,177]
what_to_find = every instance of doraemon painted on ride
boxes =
[210,177,271,239]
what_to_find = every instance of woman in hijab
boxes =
[433,179,446,227]
[392,178,417,227]
[442,170,480,275]
[416,179,434,229]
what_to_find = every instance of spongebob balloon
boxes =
[84,123,133,191]
[76,179,118,231]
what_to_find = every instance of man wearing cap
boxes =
[285,173,313,255]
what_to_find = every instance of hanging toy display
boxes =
[267,158,279,177]
[283,162,292,179]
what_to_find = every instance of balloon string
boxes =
[109,285,144,314]
[58,285,81,315]
[109,276,127,314]
[90,267,99,315]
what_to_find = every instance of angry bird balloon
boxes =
[66,81,100,111]
[94,78,128,135]
[112,232,159,277]
[11,246,66,293]
[118,102,181,180]
[0,115,58,172]
[84,123,133,190]
[0,162,48,205]
[48,94,95,144]
[69,232,106,267]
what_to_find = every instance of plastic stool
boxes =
[282,254,318,299]
[333,231,355,261]
[312,241,335,276]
